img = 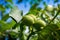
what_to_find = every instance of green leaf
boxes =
[2,14,9,21]
[54,0,58,3]
[0,5,6,11]
[0,20,16,32]
[19,23,25,40]
[46,34,55,40]
[9,6,22,23]
[17,0,22,3]
[5,0,13,4]
[0,32,5,38]
[12,22,20,29]
[9,31,18,38]
[27,7,40,16]
[0,20,10,32]
[56,22,60,28]
[53,31,60,40]
[38,24,58,39]
[8,20,16,28]
[5,4,13,8]
[34,0,41,4]
[58,4,60,9]
[43,2,47,8]
[29,34,38,40]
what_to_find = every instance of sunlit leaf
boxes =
[0,20,16,32]
[0,20,10,32]
[29,34,38,40]
[12,22,20,29]
[8,20,16,28]
[56,22,60,28]
[9,6,22,23]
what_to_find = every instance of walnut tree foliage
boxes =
[0,0,60,40]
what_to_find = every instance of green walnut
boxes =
[33,19,46,30]
[28,14,37,21]
[46,5,53,11]
[22,14,36,26]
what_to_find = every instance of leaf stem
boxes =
[49,10,60,24]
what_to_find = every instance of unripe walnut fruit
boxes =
[33,19,46,30]
[22,14,36,26]
[46,5,53,11]
[28,14,37,21]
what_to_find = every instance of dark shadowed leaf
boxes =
[9,31,18,38]
[2,14,9,21]
[54,0,59,3]
[17,0,22,3]
[38,24,58,39]
[0,5,6,11]
[5,4,13,8]
[5,0,13,4]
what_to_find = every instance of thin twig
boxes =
[49,11,60,24]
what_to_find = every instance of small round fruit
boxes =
[46,5,53,11]
[33,19,46,30]
[28,14,37,21]
[35,19,46,27]
[22,15,34,26]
